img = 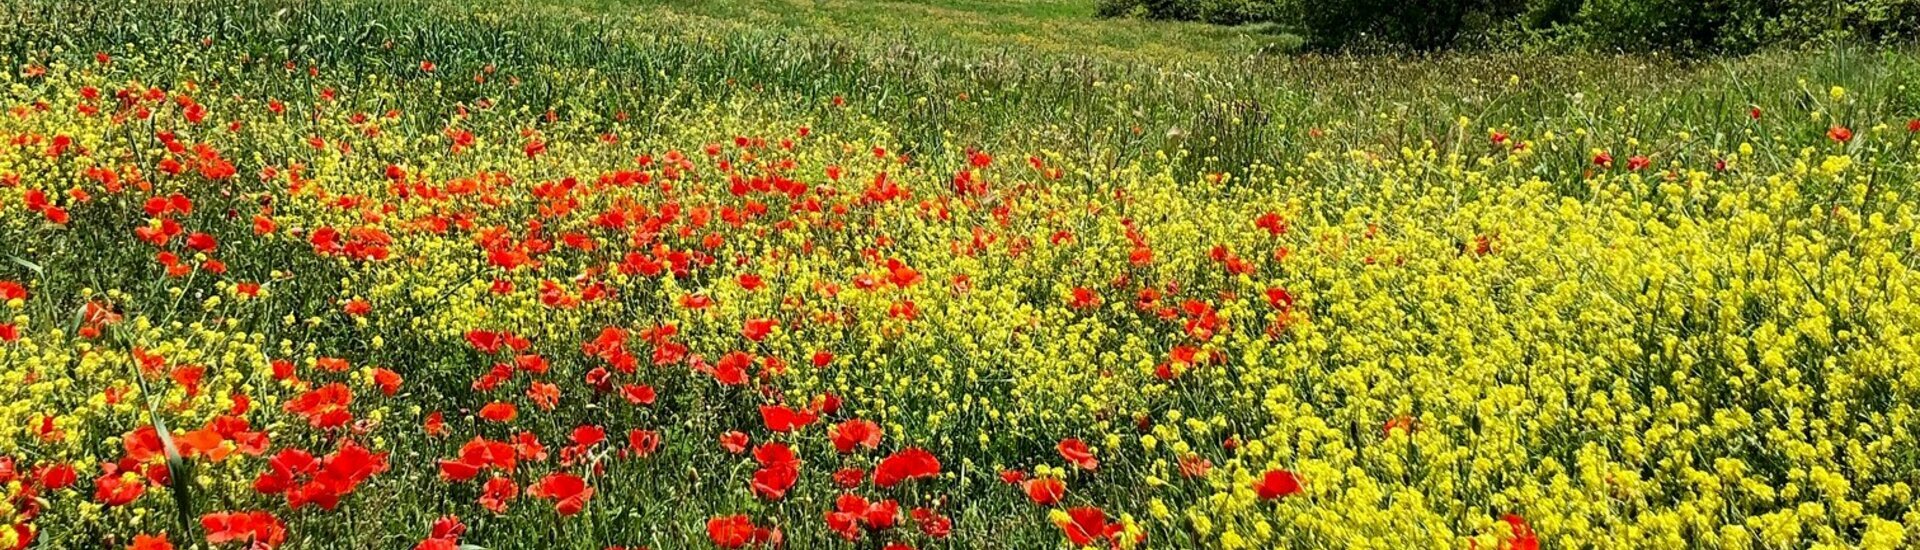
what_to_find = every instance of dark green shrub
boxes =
[1096,0,1287,25]
[1569,0,1732,53]
[1094,0,1138,18]
[1294,0,1529,51]
[1192,0,1288,25]
[1097,0,1920,54]
[1555,0,1920,54]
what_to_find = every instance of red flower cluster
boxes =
[750,443,800,500]
[252,440,390,510]
[201,511,287,548]
[825,493,898,541]
[527,472,594,515]
[872,447,940,488]
[705,514,781,549]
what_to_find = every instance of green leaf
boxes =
[9,255,43,276]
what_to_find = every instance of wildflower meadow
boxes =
[1,0,1918,548]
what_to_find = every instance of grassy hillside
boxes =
[0,1,1917,549]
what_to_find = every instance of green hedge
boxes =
[1096,0,1286,26]
[1097,0,1920,53]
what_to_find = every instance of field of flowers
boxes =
[2,0,1920,549]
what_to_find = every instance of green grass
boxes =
[20,0,1916,181]
[546,0,1295,62]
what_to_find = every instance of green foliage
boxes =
[1098,0,1286,25]
[1099,0,1920,53]
[1541,0,1920,54]
[1296,0,1529,51]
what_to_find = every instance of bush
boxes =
[1094,0,1138,18]
[1295,0,1529,51]
[1551,0,1920,54]
[1097,0,1287,26]
[1192,0,1287,25]
[1096,0,1920,54]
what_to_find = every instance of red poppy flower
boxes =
[259,441,388,511]
[862,499,900,530]
[758,404,817,433]
[1056,438,1099,471]
[466,330,508,353]
[41,463,77,489]
[513,432,548,461]
[284,383,354,428]
[570,425,607,448]
[123,425,167,463]
[94,471,146,506]
[627,429,662,458]
[832,467,865,488]
[912,507,952,538]
[252,449,316,495]
[1626,155,1650,171]
[181,232,219,252]
[1828,125,1854,142]
[429,515,467,542]
[825,500,864,541]
[680,294,714,309]
[129,533,174,550]
[371,368,403,396]
[528,381,561,411]
[163,367,202,398]
[1502,514,1539,550]
[516,354,550,374]
[741,318,778,342]
[750,443,800,501]
[424,411,448,437]
[252,215,277,235]
[439,437,517,481]
[480,476,516,514]
[719,431,750,454]
[706,515,756,549]
[872,447,940,488]
[830,419,883,453]
[527,472,593,516]
[736,273,764,291]
[1023,477,1065,505]
[619,384,656,406]
[825,494,900,541]
[478,402,517,423]
[1053,507,1120,546]
[1254,469,1302,500]
[201,511,287,548]
[812,392,842,415]
[713,352,752,386]
[706,515,780,548]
